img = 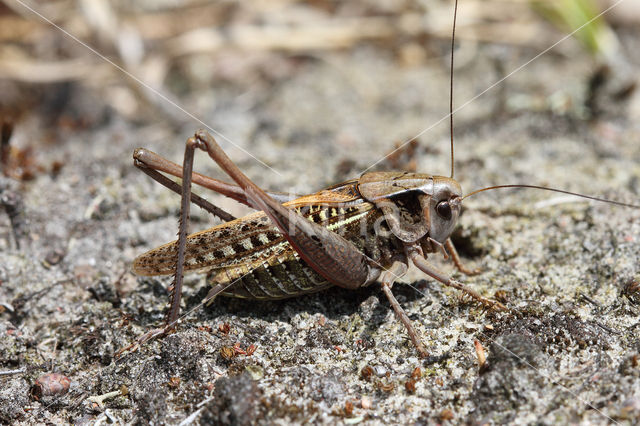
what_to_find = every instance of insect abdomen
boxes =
[212,206,400,300]
[212,255,333,299]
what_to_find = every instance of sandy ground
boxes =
[1,1,640,424]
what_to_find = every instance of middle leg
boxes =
[379,260,429,357]
[409,249,505,311]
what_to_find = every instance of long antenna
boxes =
[450,0,459,178]
[463,184,640,208]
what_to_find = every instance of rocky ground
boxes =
[1,1,639,424]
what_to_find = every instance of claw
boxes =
[115,327,171,358]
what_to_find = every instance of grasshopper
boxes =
[125,2,639,358]
[130,132,497,357]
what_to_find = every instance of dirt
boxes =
[1,1,640,425]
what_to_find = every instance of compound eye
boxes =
[436,200,452,220]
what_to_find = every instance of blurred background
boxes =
[1,1,640,424]
[2,0,639,184]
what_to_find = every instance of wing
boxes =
[132,179,372,277]
[132,211,285,276]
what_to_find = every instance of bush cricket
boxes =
[123,1,640,358]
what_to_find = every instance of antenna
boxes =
[450,0,458,178]
[463,184,640,209]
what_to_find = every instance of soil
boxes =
[1,1,639,424]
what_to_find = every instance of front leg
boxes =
[445,238,481,276]
[408,248,505,311]
[191,130,378,290]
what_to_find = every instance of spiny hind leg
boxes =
[190,130,376,290]
[133,147,298,208]
[118,138,204,357]
[132,136,221,333]
[134,154,236,222]
[149,136,208,330]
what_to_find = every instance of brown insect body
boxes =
[125,138,484,358]
[133,172,462,303]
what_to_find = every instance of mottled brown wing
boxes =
[132,179,370,277]
[132,211,288,276]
